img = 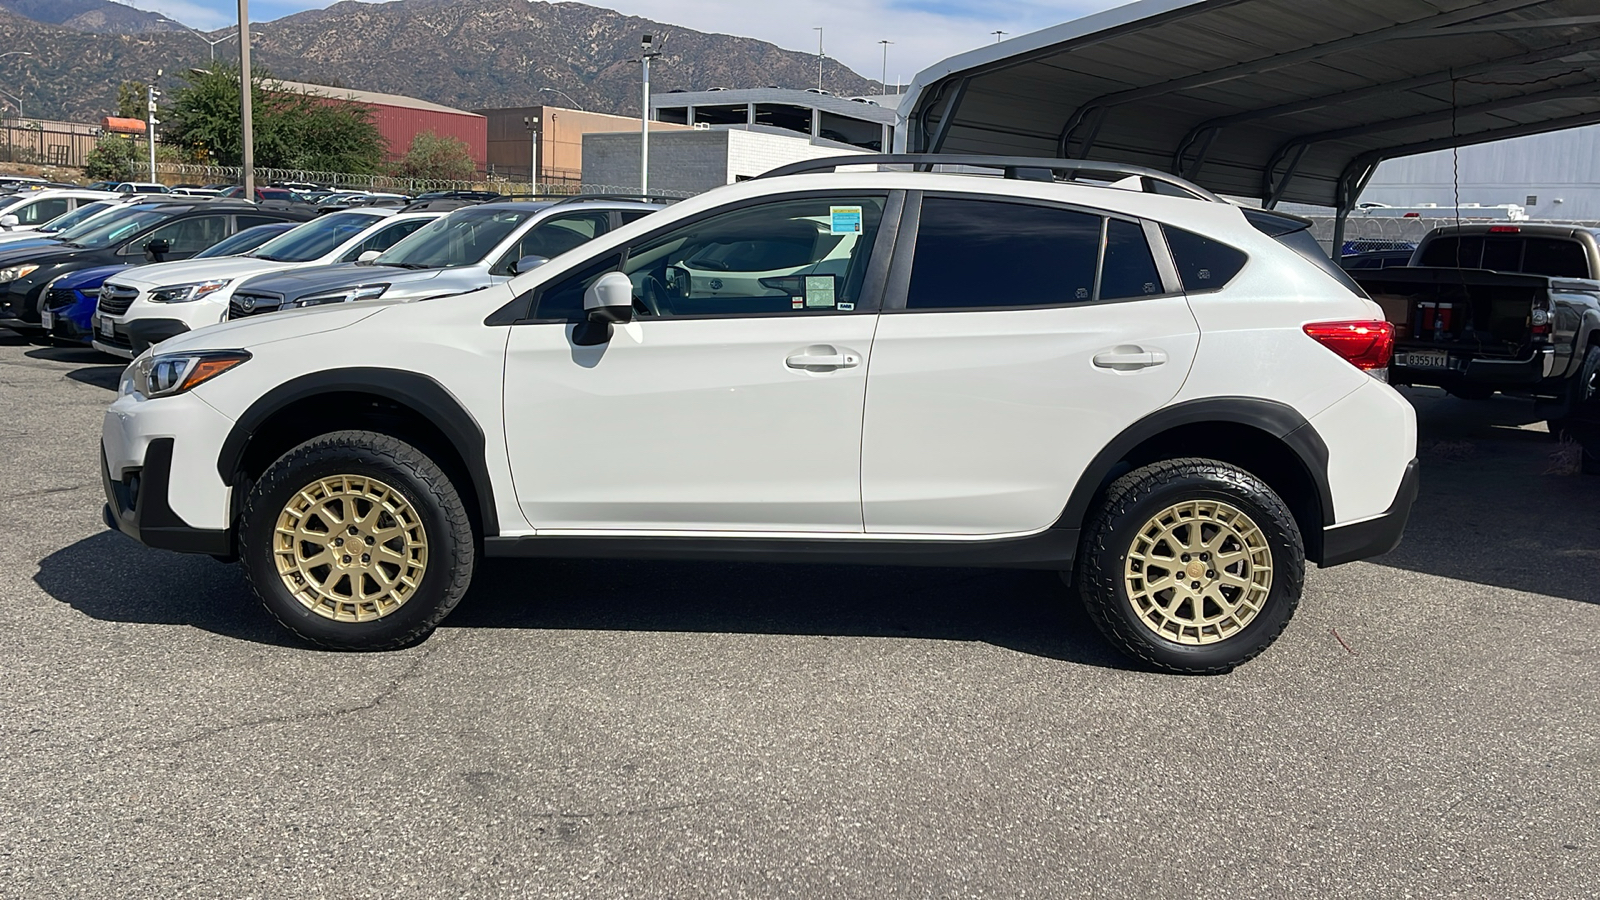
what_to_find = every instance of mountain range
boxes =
[0,0,885,124]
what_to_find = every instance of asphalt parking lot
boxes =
[1,332,1597,899]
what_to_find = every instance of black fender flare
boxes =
[1053,396,1334,532]
[215,368,500,536]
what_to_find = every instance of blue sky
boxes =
[128,0,1121,83]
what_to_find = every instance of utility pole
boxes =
[146,74,161,182]
[238,0,255,198]
[523,114,541,189]
[641,33,659,197]
[814,27,825,92]
[879,40,892,94]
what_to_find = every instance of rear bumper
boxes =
[1319,458,1419,567]
[1392,345,1553,387]
[102,438,232,556]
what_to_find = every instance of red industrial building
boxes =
[279,80,488,173]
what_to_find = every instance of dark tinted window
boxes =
[18,197,69,225]
[907,197,1100,309]
[1418,236,1484,268]
[1099,218,1162,299]
[1161,225,1247,292]
[1481,237,1522,272]
[1520,238,1589,278]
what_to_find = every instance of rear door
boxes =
[860,193,1200,535]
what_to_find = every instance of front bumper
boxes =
[1319,458,1420,567]
[102,439,232,556]
[124,318,191,355]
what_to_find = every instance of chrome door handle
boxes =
[786,344,861,371]
[1093,345,1168,371]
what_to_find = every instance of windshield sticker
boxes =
[805,275,837,308]
[829,206,863,236]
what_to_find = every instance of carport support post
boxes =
[1331,206,1349,263]
[238,0,254,198]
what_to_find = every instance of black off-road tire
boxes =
[240,430,476,650]
[1547,344,1600,439]
[1075,458,1305,675]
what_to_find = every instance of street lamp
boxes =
[0,52,30,121]
[0,87,22,122]
[879,40,892,94]
[641,33,661,197]
[538,87,583,111]
[814,27,825,92]
[523,114,541,189]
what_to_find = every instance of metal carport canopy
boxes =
[895,0,1600,212]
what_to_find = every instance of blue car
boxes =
[43,222,297,346]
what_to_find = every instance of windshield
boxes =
[38,200,117,234]
[194,224,289,259]
[375,207,537,268]
[249,212,380,262]
[55,207,175,249]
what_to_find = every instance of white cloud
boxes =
[121,0,234,31]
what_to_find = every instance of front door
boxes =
[503,193,894,533]
[861,194,1200,535]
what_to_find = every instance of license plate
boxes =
[39,311,52,329]
[100,317,115,337]
[1403,350,1450,369]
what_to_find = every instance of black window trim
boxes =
[491,189,905,325]
[882,190,1187,314]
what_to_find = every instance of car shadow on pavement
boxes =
[1368,389,1600,605]
[450,557,1138,670]
[34,531,302,648]
[23,346,125,391]
[37,532,1135,668]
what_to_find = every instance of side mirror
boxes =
[0,214,16,230]
[145,238,171,263]
[576,271,634,346]
[511,255,549,275]
[357,250,381,263]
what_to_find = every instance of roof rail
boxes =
[549,193,682,207]
[757,154,1222,202]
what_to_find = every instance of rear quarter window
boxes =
[1160,225,1247,292]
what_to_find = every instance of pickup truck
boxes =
[1350,223,1600,434]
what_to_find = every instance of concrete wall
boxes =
[1363,125,1600,221]
[582,129,867,195]
[477,105,687,184]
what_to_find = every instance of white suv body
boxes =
[92,209,439,358]
[100,157,1418,673]
[0,189,118,233]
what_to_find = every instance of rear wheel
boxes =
[1075,458,1304,674]
[1547,344,1600,438]
[240,430,476,650]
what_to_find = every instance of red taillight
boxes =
[1488,225,1521,233]
[1303,320,1395,370]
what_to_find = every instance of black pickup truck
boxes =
[1350,223,1600,434]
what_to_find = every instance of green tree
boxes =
[84,135,140,182]
[392,131,477,182]
[162,65,387,173]
[116,82,149,121]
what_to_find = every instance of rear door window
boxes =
[906,197,1100,309]
[1099,218,1163,300]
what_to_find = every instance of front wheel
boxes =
[1075,459,1305,674]
[1547,344,1600,438]
[240,430,476,650]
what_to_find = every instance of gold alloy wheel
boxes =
[273,474,428,622]
[1123,499,1273,645]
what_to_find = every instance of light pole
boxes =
[238,0,254,198]
[538,87,583,111]
[147,73,162,182]
[0,52,29,121]
[813,27,825,92]
[185,27,238,63]
[879,40,892,94]
[992,30,1008,43]
[523,114,540,189]
[640,33,660,197]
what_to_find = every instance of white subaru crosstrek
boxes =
[101,156,1418,673]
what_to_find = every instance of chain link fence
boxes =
[154,162,697,198]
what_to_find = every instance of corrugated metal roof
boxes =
[278,80,484,118]
[896,0,1600,209]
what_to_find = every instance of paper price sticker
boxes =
[830,206,863,235]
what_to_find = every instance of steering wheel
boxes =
[637,275,671,317]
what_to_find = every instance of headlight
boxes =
[149,279,233,303]
[0,263,38,283]
[123,350,252,399]
[291,283,389,308]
